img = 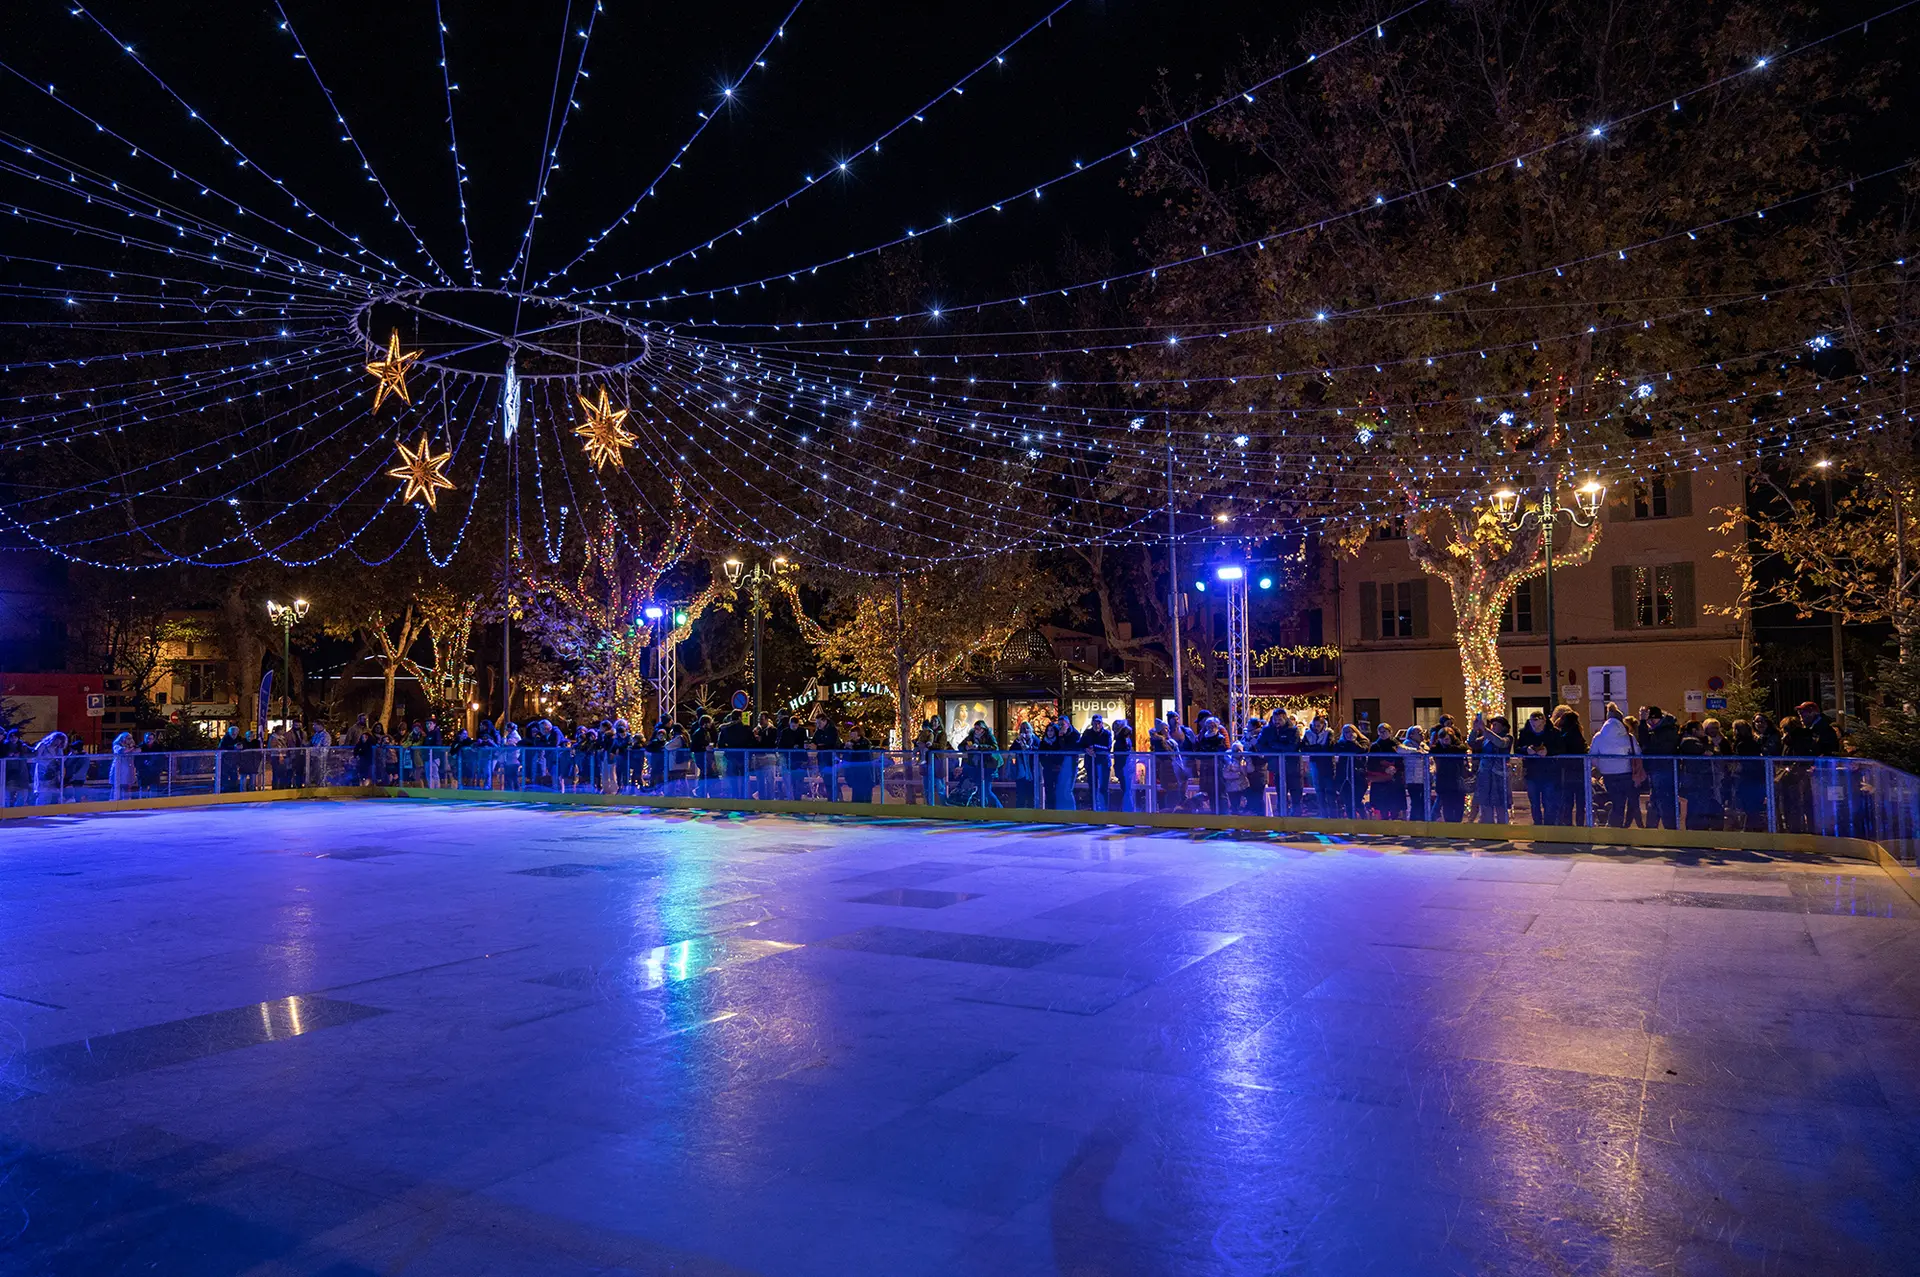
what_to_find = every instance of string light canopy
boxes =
[0,0,1911,576]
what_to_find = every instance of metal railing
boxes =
[4,745,1915,864]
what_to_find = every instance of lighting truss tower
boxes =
[1222,569,1251,740]
[651,639,678,727]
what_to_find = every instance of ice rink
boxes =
[3,799,1918,1274]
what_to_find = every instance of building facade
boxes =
[1329,466,1745,733]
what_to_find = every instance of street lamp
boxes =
[1490,474,1605,711]
[265,598,310,728]
[725,555,794,716]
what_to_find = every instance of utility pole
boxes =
[895,574,912,751]
[1820,460,1846,730]
[500,352,520,727]
[1166,442,1184,727]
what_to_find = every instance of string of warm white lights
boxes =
[598,0,1918,322]
[1,0,1910,575]
[536,0,806,289]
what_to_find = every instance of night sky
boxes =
[1,0,1306,326]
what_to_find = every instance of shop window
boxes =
[1413,698,1444,732]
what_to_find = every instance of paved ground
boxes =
[1,800,1917,1275]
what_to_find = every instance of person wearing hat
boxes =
[1784,701,1841,757]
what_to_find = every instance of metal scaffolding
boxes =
[1224,572,1251,740]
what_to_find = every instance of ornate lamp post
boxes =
[265,598,310,728]
[1490,475,1605,708]
[724,555,792,716]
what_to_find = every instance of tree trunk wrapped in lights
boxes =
[1119,0,1848,715]
[519,492,702,724]
[1408,494,1599,717]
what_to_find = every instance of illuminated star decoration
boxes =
[387,433,456,510]
[365,329,422,412]
[574,385,636,470]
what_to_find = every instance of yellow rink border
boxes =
[6,783,1915,907]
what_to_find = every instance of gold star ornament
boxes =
[574,386,636,470]
[365,329,422,411]
[387,433,456,510]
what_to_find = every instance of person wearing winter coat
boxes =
[1365,724,1405,819]
[811,713,842,800]
[1397,725,1432,821]
[1588,705,1638,828]
[1009,721,1041,808]
[1080,714,1114,811]
[1677,721,1725,830]
[1728,719,1769,829]
[1302,715,1337,817]
[1469,712,1513,823]
[1637,707,1682,829]
[33,731,69,804]
[1428,720,1471,823]
[1188,717,1227,812]
[1149,724,1186,811]
[1254,713,1302,816]
[1222,741,1252,813]
[1546,707,1589,825]
[109,731,137,800]
[1111,716,1136,812]
[1514,710,1555,825]
[1053,717,1083,809]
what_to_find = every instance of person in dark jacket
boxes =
[1254,713,1302,816]
[1365,723,1404,819]
[1080,714,1113,811]
[1111,716,1136,812]
[775,715,808,798]
[1727,719,1768,829]
[1514,710,1555,825]
[1637,707,1681,830]
[1548,706,1588,826]
[1784,702,1841,756]
[810,713,841,800]
[1036,720,1067,809]
[1428,719,1471,823]
[1189,716,1227,813]
[1677,721,1725,830]
[1329,723,1366,819]
[717,710,756,798]
[844,726,877,803]
[1053,717,1083,809]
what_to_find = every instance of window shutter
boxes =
[1671,561,1697,627]
[1359,582,1379,640]
[1529,577,1547,633]
[1609,483,1633,522]
[1611,566,1635,630]
[1410,578,1430,638]
[1667,471,1693,517]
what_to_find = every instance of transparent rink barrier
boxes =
[1,747,1914,860]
